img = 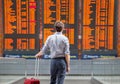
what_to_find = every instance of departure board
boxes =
[44,0,74,24]
[3,0,39,56]
[44,0,75,44]
[3,0,116,59]
[82,0,116,58]
[0,0,3,56]
[3,0,78,58]
[43,0,78,58]
[117,0,120,57]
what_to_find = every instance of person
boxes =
[35,21,70,84]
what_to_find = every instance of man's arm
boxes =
[35,36,50,58]
[64,37,70,72]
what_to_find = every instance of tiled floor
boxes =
[0,75,91,84]
[94,76,120,84]
[0,75,120,84]
[0,76,24,84]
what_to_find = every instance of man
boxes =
[35,21,70,84]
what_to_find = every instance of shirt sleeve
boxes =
[64,37,70,55]
[41,36,50,54]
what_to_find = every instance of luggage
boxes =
[24,58,40,84]
[24,78,40,84]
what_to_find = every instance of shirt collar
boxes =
[54,32,62,35]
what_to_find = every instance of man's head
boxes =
[54,21,64,32]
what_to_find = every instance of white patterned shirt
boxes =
[41,32,70,58]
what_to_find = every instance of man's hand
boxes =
[35,51,43,58]
[66,66,70,73]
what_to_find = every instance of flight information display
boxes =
[3,0,116,59]
[43,0,75,44]
[4,0,39,56]
[118,0,120,57]
[43,0,77,58]
[82,0,116,59]
[0,0,3,56]
[3,0,78,58]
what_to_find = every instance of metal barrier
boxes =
[0,57,26,75]
[92,57,120,84]
[0,57,120,84]
[0,57,26,84]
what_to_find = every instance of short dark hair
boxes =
[54,21,64,32]
[55,26,62,32]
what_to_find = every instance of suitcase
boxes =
[24,58,40,84]
[24,78,40,84]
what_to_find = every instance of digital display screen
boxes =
[3,0,116,59]
[3,0,77,58]
[43,0,75,44]
[117,0,120,57]
[0,0,3,55]
[83,0,114,50]
[4,0,39,55]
